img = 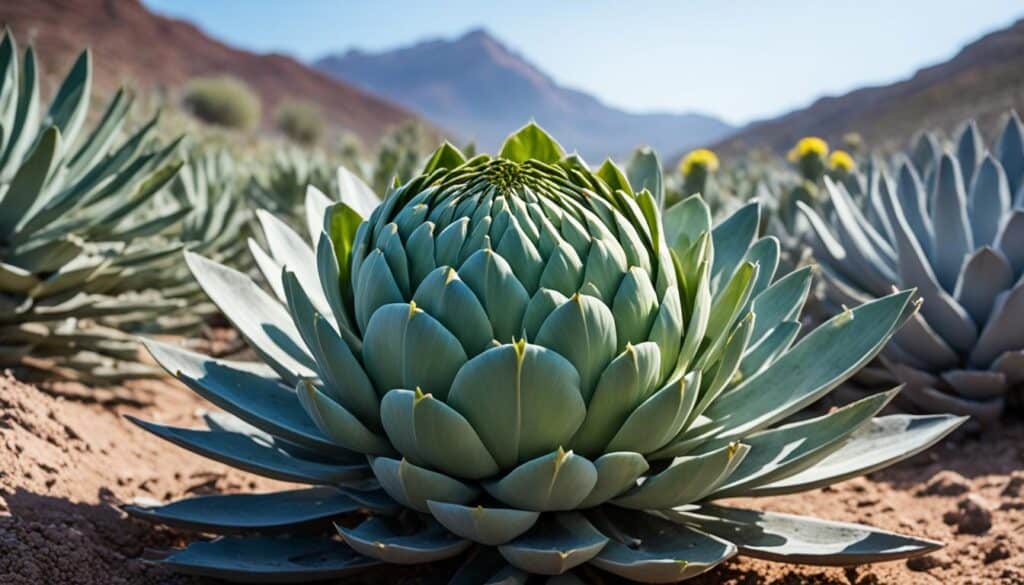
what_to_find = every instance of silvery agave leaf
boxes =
[800,111,1024,423]
[0,29,188,380]
[132,123,963,583]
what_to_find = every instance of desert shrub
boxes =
[183,76,261,130]
[274,99,324,145]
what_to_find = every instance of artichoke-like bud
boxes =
[801,111,1024,424]
[788,136,829,182]
[132,124,963,583]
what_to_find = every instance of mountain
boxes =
[715,17,1024,154]
[0,0,423,143]
[315,29,734,160]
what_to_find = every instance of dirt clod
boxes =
[943,494,994,535]
[906,551,951,571]
[919,470,971,496]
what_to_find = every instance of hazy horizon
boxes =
[142,1,1024,126]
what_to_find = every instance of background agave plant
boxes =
[130,124,962,583]
[800,111,1024,423]
[0,30,189,382]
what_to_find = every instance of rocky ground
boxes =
[0,366,1022,584]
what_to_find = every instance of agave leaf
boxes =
[427,501,540,546]
[571,342,661,457]
[995,210,1024,277]
[389,388,500,480]
[257,209,332,318]
[0,260,41,293]
[297,381,394,456]
[969,278,1024,367]
[748,414,966,496]
[158,535,378,583]
[663,195,710,257]
[741,236,780,307]
[738,320,799,379]
[185,251,315,383]
[485,449,597,512]
[450,549,527,585]
[578,452,649,508]
[413,266,495,356]
[249,238,286,302]
[500,122,566,164]
[675,505,942,565]
[0,44,40,179]
[820,179,897,296]
[422,142,467,175]
[706,390,897,498]
[705,290,914,440]
[125,487,359,533]
[903,384,1003,423]
[459,248,530,341]
[64,87,130,182]
[604,372,697,456]
[626,147,663,206]
[144,340,338,454]
[942,369,1007,400]
[954,246,1013,324]
[968,156,1011,247]
[337,165,379,218]
[498,513,608,576]
[0,125,59,234]
[589,508,735,582]
[931,155,974,290]
[996,111,1024,197]
[709,202,758,292]
[613,443,749,510]
[125,416,366,485]
[361,302,468,401]
[370,456,478,513]
[535,293,617,401]
[448,342,585,470]
[45,48,91,151]
[338,516,471,564]
[304,186,333,245]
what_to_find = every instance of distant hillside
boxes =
[0,0,423,144]
[716,17,1024,154]
[315,29,734,160]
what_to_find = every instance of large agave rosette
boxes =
[131,125,963,583]
[801,112,1024,423]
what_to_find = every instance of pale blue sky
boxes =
[143,1,1023,125]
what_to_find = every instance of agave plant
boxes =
[105,147,252,335]
[800,112,1024,422]
[245,146,341,229]
[130,124,962,583]
[0,30,186,381]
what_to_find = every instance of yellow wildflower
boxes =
[787,136,829,162]
[679,148,720,176]
[829,150,856,172]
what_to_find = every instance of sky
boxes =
[142,1,1024,126]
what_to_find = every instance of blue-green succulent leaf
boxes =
[498,513,608,576]
[427,501,539,546]
[125,487,359,533]
[338,517,471,564]
[675,505,942,565]
[157,536,379,583]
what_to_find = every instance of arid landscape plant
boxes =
[801,112,1024,422]
[0,30,188,382]
[129,124,963,583]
